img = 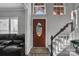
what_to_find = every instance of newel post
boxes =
[51,36,53,56]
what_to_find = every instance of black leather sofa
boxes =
[0,34,25,56]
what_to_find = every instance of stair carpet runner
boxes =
[48,34,70,56]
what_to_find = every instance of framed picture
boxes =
[33,3,46,15]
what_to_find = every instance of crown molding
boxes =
[0,8,25,11]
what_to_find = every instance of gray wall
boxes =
[0,9,25,34]
[31,3,74,46]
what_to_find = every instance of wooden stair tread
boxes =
[55,39,63,43]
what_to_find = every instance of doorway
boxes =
[33,19,46,47]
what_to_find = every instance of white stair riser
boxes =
[53,38,69,56]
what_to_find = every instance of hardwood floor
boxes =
[29,47,50,56]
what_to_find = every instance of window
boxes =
[53,3,64,16]
[10,17,18,34]
[33,3,46,15]
[36,22,42,37]
[0,18,9,34]
[0,17,18,34]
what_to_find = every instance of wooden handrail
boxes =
[50,22,73,56]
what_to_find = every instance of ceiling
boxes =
[0,3,24,9]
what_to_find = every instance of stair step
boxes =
[53,40,64,50]
[53,41,59,46]
[48,45,59,55]
[48,42,69,56]
[53,41,63,52]
[48,45,55,52]
[55,39,63,43]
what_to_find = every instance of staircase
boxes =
[48,22,74,56]
[48,33,70,56]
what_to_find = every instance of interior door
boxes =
[33,19,46,47]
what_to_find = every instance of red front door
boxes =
[33,19,46,47]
